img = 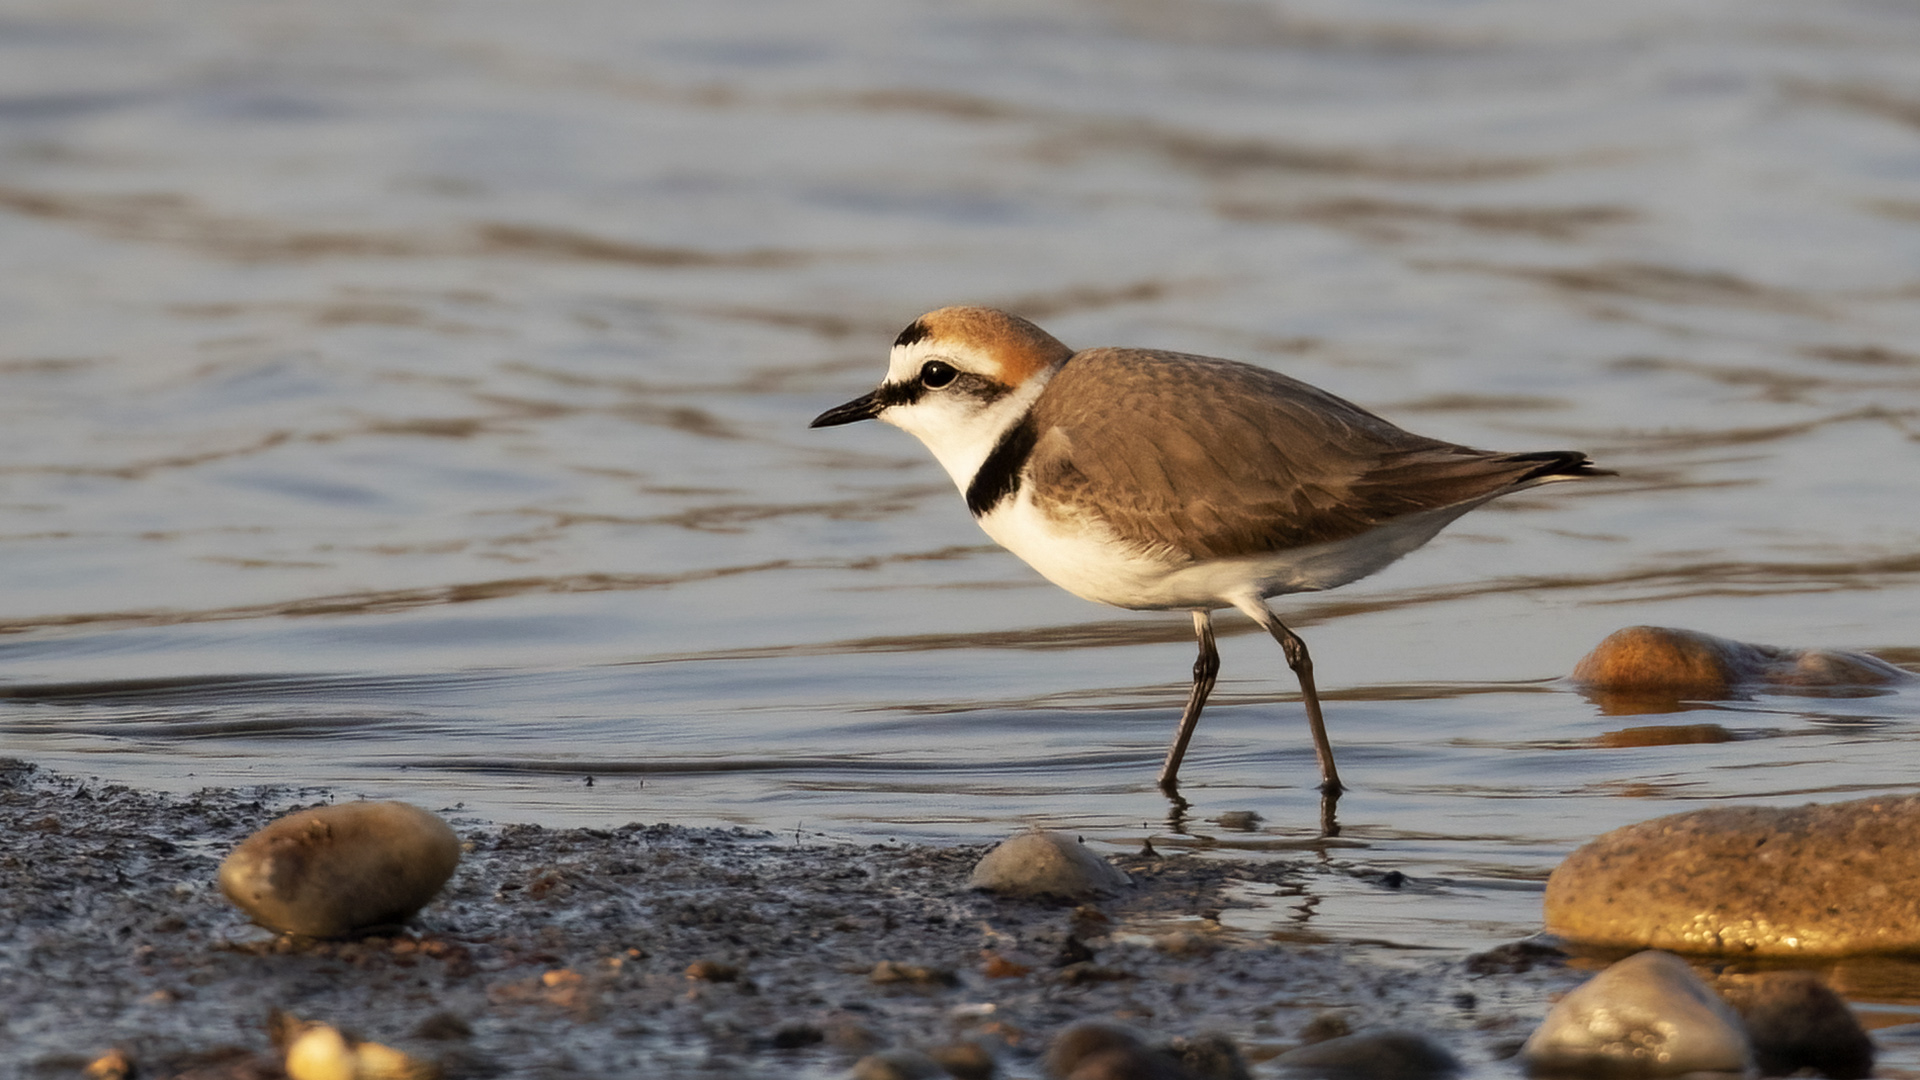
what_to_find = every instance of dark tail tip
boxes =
[1508,450,1614,483]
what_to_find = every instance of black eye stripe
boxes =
[872,380,924,409]
[869,369,1011,411]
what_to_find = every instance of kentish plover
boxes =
[813,306,1604,800]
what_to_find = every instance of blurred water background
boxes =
[2,0,1919,990]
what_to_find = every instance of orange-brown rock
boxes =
[1572,626,1908,713]
[1573,626,1761,696]
[1545,795,1920,956]
[219,801,461,938]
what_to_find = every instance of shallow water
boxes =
[4,0,1920,1037]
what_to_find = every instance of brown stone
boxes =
[1714,971,1873,1079]
[1545,795,1920,956]
[219,802,461,938]
[1043,1022,1188,1080]
[850,1050,946,1080]
[1276,1030,1460,1080]
[970,830,1131,901]
[1571,626,1907,713]
[927,1040,998,1080]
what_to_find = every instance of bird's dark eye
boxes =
[919,360,958,389]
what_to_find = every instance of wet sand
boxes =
[0,759,1574,1078]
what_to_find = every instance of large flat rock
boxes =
[1545,796,1920,956]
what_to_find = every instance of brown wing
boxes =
[1023,348,1593,561]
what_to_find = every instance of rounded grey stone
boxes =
[1521,950,1753,1077]
[969,829,1130,900]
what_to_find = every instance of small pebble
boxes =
[850,1049,946,1080]
[1213,811,1262,831]
[981,950,1033,978]
[870,960,959,986]
[969,830,1130,900]
[1297,1013,1352,1044]
[219,802,461,938]
[928,1039,998,1079]
[1276,1030,1459,1080]
[1715,971,1873,1079]
[768,1022,825,1050]
[1521,950,1752,1077]
[279,1014,435,1080]
[1043,1022,1187,1080]
[1152,930,1218,957]
[685,959,740,982]
[824,1017,886,1054]
[85,1049,133,1080]
[410,1011,472,1041]
[1168,1032,1252,1080]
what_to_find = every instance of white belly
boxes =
[975,488,1489,612]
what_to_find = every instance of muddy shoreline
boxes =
[1,759,1580,1078]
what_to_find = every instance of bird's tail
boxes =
[1503,450,1613,484]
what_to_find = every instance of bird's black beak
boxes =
[810,390,884,428]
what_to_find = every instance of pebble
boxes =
[850,1049,946,1080]
[1275,1030,1460,1080]
[1545,795,1920,955]
[1168,1033,1252,1080]
[1043,1022,1188,1080]
[1520,950,1753,1077]
[85,1049,133,1080]
[278,1014,435,1080]
[1212,811,1262,831]
[1714,971,1873,1079]
[969,830,1131,901]
[1572,625,1907,704]
[685,958,740,982]
[869,959,959,986]
[1462,939,1565,976]
[219,801,461,938]
[928,1040,998,1079]
[1298,1014,1352,1044]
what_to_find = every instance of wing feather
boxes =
[1023,348,1591,561]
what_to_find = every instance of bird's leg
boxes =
[1157,610,1218,792]
[1252,607,1343,799]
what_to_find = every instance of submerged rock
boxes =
[1572,626,1907,711]
[969,830,1130,901]
[1521,951,1752,1077]
[1594,723,1735,748]
[1715,971,1874,1079]
[1545,795,1920,956]
[219,801,461,938]
[1276,1030,1460,1080]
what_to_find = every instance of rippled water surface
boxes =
[4,0,1920,1006]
